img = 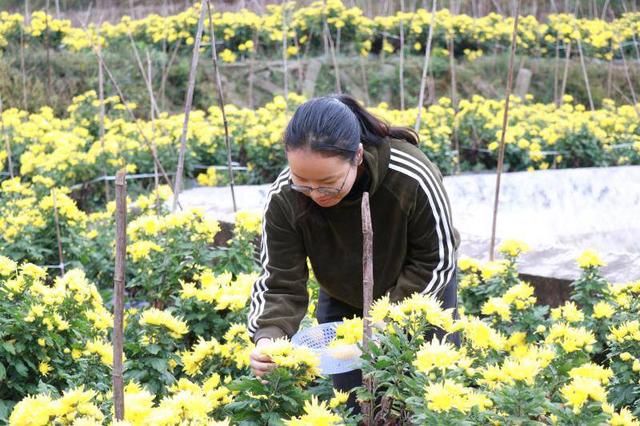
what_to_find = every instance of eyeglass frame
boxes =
[288,162,353,196]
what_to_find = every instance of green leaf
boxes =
[148,357,166,373]
[146,344,161,355]
[14,360,28,377]
[1,342,16,355]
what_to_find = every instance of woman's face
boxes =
[286,144,363,208]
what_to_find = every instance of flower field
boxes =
[1,71,639,426]
[2,1,640,424]
[1,1,639,61]
[1,168,640,424]
[2,194,640,425]
[2,91,639,204]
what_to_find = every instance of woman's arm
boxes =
[247,181,309,344]
[387,164,457,303]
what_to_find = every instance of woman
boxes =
[248,94,461,411]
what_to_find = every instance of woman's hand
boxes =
[250,337,277,380]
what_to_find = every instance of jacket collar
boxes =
[328,138,390,209]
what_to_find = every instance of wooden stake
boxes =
[172,2,207,212]
[399,0,405,110]
[248,28,258,109]
[448,36,460,174]
[621,1,640,64]
[112,169,127,421]
[606,53,613,99]
[97,32,110,202]
[0,97,14,178]
[25,0,30,27]
[127,29,161,118]
[51,189,65,277]
[360,191,374,425]
[98,51,178,207]
[323,0,341,93]
[619,44,640,117]
[322,0,329,56]
[147,50,161,215]
[558,41,571,106]
[160,40,183,111]
[293,29,304,94]
[553,38,560,105]
[281,0,289,106]
[206,0,238,212]
[358,54,371,106]
[447,37,457,109]
[20,25,27,110]
[489,0,520,261]
[78,15,178,206]
[601,0,610,20]
[576,36,595,111]
[45,0,52,102]
[415,0,437,131]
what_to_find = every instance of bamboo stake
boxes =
[1,97,14,178]
[558,41,571,106]
[447,37,457,109]
[489,0,520,261]
[25,0,30,27]
[51,189,65,277]
[323,0,341,93]
[619,43,640,117]
[322,1,329,56]
[98,51,179,207]
[45,0,52,102]
[77,13,178,205]
[159,0,169,109]
[606,52,613,99]
[490,0,503,14]
[20,25,27,110]
[248,28,257,109]
[621,1,640,64]
[576,36,595,111]
[206,0,238,213]
[172,2,207,212]
[112,169,127,421]
[448,36,460,174]
[358,54,371,106]
[302,26,314,59]
[127,29,161,118]
[160,40,183,111]
[97,31,110,202]
[281,0,289,106]
[360,191,374,426]
[553,38,560,105]
[601,0,610,20]
[147,51,161,215]
[415,0,437,131]
[293,30,304,94]
[160,0,168,97]
[399,0,406,110]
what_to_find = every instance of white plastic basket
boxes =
[290,321,362,375]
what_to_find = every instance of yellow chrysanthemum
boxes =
[576,249,606,269]
[139,307,189,338]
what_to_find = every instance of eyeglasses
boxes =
[289,164,352,196]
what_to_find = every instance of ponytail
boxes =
[334,94,420,147]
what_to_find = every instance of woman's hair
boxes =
[283,93,419,164]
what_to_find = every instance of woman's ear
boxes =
[357,143,364,164]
